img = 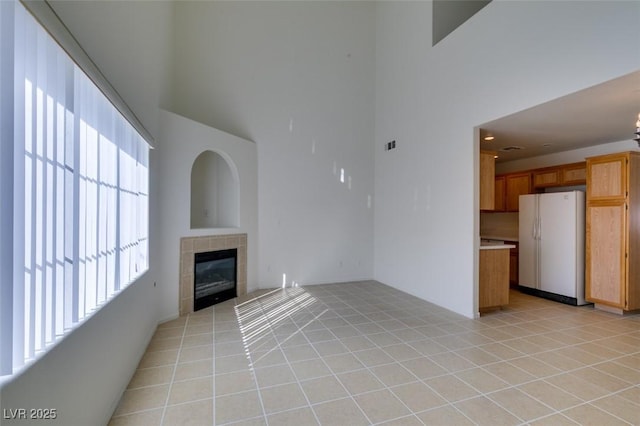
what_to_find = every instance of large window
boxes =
[0,1,149,375]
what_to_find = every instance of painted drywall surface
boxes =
[157,110,258,322]
[171,1,375,290]
[48,0,173,139]
[497,139,640,174]
[375,1,640,318]
[0,274,158,426]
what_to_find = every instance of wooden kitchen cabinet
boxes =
[505,172,531,212]
[509,242,518,287]
[480,150,497,210]
[491,162,585,213]
[533,167,561,188]
[479,248,510,310]
[532,162,586,189]
[586,152,640,313]
[494,172,531,212]
[561,162,587,185]
[494,176,505,211]
[587,155,626,200]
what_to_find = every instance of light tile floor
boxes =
[109,281,640,425]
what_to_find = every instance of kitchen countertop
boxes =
[481,235,518,242]
[480,238,516,250]
[480,242,516,250]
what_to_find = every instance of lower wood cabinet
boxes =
[509,243,518,286]
[479,248,510,310]
[587,201,626,306]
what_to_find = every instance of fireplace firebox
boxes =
[194,248,237,311]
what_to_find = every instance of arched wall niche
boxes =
[190,150,240,229]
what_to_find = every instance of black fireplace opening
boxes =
[194,248,237,311]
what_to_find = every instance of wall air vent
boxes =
[499,146,525,152]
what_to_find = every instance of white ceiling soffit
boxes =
[480,69,640,163]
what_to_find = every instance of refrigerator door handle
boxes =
[533,217,541,240]
[538,217,542,240]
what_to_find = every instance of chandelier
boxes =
[636,113,640,147]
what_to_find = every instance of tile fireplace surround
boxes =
[179,233,247,316]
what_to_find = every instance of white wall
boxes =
[48,0,173,138]
[157,110,258,322]
[171,1,376,289]
[1,2,173,424]
[375,1,640,318]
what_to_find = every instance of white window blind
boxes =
[0,0,149,376]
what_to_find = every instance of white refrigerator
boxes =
[518,191,587,305]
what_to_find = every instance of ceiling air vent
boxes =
[499,146,524,152]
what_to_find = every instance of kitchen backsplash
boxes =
[480,212,519,240]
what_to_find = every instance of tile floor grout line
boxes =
[110,285,640,425]
[255,289,301,426]
[577,384,640,425]
[233,298,268,425]
[258,288,327,425]
[277,288,376,425]
[322,288,638,424]
[159,316,189,426]
[212,307,216,426]
[302,289,457,424]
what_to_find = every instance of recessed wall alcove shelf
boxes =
[190,150,240,229]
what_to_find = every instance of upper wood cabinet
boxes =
[532,162,586,189]
[493,172,531,212]
[532,168,561,188]
[586,152,640,313]
[587,156,626,200]
[491,161,585,213]
[505,172,531,212]
[480,150,496,211]
[561,162,587,186]
[494,176,506,211]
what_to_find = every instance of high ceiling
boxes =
[480,70,640,163]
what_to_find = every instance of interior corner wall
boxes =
[171,1,376,290]
[374,1,640,318]
[156,110,258,322]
